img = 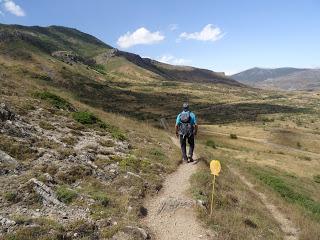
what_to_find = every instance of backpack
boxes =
[179,111,193,137]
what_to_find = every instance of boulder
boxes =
[28,178,65,208]
[0,150,18,166]
[0,103,15,121]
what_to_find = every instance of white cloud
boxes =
[179,24,224,42]
[2,0,25,17]
[157,54,190,65]
[117,27,165,49]
[168,24,178,31]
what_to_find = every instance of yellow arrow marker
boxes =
[210,160,221,217]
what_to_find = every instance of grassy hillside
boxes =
[1,23,320,239]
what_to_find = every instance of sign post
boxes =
[210,160,221,217]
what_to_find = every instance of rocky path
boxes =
[143,137,214,240]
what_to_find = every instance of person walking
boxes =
[175,103,198,163]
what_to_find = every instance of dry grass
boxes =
[196,111,320,239]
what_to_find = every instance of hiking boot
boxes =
[187,156,194,163]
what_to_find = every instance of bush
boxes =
[34,91,74,111]
[314,175,320,184]
[56,186,77,204]
[73,111,127,140]
[230,134,238,139]
[92,192,110,207]
[99,121,127,141]
[72,111,98,124]
[4,191,19,203]
[206,139,217,149]
[297,142,302,148]
[91,64,106,74]
[149,148,165,160]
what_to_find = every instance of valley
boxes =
[0,23,320,240]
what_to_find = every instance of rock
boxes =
[111,231,132,240]
[98,146,116,155]
[123,226,149,240]
[43,173,54,182]
[0,103,15,121]
[28,178,65,208]
[196,199,207,209]
[0,150,18,166]
[96,218,112,228]
[127,171,142,179]
[158,197,195,214]
[0,215,16,228]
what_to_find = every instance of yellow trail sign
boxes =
[210,160,221,176]
[210,160,221,216]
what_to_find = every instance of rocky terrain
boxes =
[0,100,141,238]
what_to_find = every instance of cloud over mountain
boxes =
[179,24,223,42]
[117,27,165,48]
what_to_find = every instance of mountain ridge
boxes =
[231,67,320,90]
[0,23,242,87]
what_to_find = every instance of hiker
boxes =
[175,103,198,163]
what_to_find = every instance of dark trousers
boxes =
[179,134,195,161]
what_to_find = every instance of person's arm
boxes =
[192,113,198,136]
[175,114,180,137]
[175,125,179,137]
[194,124,198,136]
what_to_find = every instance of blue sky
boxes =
[1,0,320,74]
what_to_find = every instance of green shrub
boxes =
[4,191,19,203]
[72,111,98,124]
[56,165,92,184]
[206,139,217,149]
[297,142,302,148]
[230,134,238,139]
[314,175,320,184]
[92,192,110,207]
[39,121,55,130]
[34,91,74,111]
[99,122,127,141]
[119,156,140,171]
[91,64,106,74]
[149,148,165,160]
[56,186,77,204]
[73,111,127,140]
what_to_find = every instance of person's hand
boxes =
[193,130,197,136]
[175,132,179,138]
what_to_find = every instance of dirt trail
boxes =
[143,137,215,240]
[229,168,299,240]
[143,134,299,240]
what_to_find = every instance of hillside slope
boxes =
[232,67,320,90]
[0,23,241,87]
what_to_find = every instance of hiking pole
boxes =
[209,160,221,217]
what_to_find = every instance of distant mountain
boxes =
[231,67,307,84]
[231,67,320,90]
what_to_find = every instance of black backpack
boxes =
[179,111,193,137]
